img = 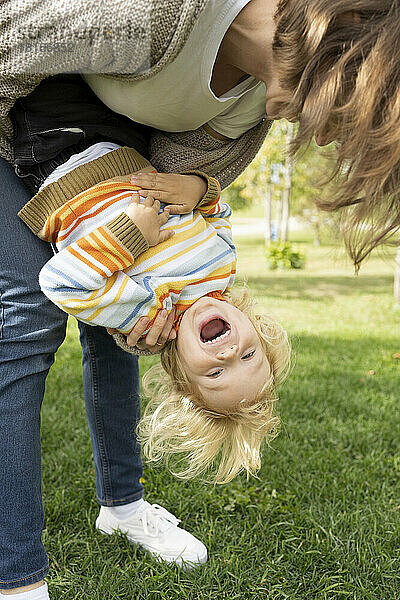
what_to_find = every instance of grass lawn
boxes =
[41,232,400,600]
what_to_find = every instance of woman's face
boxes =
[264,73,292,120]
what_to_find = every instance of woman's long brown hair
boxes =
[273,0,400,268]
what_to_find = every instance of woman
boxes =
[273,0,400,268]
[1,0,398,596]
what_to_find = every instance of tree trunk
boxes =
[394,240,400,305]
[264,186,272,245]
[276,196,282,241]
[281,122,295,242]
[313,219,321,247]
[259,156,272,245]
[281,189,289,242]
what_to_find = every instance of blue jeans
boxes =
[0,158,144,590]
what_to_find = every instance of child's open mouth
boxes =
[200,317,231,344]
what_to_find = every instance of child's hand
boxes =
[130,172,207,214]
[125,193,174,247]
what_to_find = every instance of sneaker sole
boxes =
[96,519,208,569]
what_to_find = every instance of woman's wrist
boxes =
[181,170,221,207]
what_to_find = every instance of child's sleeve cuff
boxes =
[106,213,149,259]
[112,332,156,355]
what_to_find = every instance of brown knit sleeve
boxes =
[149,120,272,190]
[180,170,221,208]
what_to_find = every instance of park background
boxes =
[41,124,399,599]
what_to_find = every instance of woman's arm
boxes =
[0,0,205,161]
[149,119,272,190]
[196,183,234,246]
[1,0,201,76]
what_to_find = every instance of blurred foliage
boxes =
[222,121,285,211]
[265,241,306,270]
[221,180,249,211]
[222,121,339,243]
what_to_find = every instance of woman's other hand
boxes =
[130,172,207,214]
[106,307,177,353]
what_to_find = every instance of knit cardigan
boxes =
[0,0,272,188]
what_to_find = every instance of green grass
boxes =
[41,234,400,600]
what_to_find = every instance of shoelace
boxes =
[141,503,181,537]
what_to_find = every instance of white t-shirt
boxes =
[39,142,122,190]
[83,0,266,139]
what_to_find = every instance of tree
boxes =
[395,238,400,307]
[223,121,336,244]
[222,121,287,214]
[281,122,295,241]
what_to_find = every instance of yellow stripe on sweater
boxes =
[57,273,120,313]
[86,274,131,321]
[137,228,216,273]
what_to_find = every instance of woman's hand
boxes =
[125,193,173,247]
[130,172,207,214]
[106,307,177,353]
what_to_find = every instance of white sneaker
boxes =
[96,501,208,568]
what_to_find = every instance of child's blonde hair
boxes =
[138,287,291,484]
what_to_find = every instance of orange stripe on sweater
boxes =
[73,227,133,274]
[67,245,109,278]
[58,198,128,242]
[58,192,134,238]
[55,182,140,238]
[90,227,133,267]
[69,181,140,211]
[75,232,124,274]
[151,268,235,313]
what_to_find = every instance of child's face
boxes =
[176,298,271,412]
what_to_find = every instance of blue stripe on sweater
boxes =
[44,263,88,292]
[118,276,154,329]
[184,248,233,276]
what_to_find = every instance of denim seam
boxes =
[85,328,114,502]
[0,562,49,586]
[97,489,144,507]
[14,165,41,184]
[0,288,3,340]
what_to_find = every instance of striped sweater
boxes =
[19,149,236,336]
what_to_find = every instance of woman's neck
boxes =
[222,0,278,85]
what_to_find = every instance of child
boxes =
[19,142,291,484]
